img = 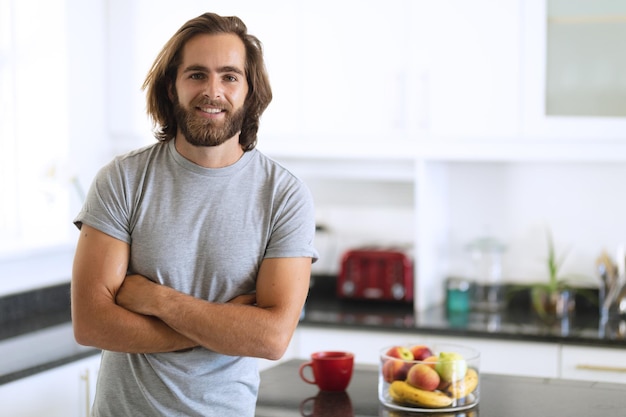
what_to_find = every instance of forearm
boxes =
[71,225,197,353]
[114,259,311,359]
[72,294,197,353]
[150,287,296,360]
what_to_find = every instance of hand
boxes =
[116,274,159,316]
[228,293,257,306]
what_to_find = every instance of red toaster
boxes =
[336,249,414,302]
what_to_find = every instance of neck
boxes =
[174,135,244,168]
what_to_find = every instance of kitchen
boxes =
[1,0,626,416]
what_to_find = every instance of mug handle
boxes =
[298,396,316,417]
[298,361,316,385]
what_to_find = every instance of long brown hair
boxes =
[143,12,272,151]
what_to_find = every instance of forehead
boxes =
[180,33,246,70]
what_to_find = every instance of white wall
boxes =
[0,0,109,296]
[444,161,626,283]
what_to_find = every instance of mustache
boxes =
[194,98,231,110]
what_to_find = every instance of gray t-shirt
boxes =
[74,140,318,417]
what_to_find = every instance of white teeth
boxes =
[201,107,222,114]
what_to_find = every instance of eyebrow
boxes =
[182,64,245,76]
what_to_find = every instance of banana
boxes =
[442,368,479,399]
[389,380,454,408]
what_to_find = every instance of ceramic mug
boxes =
[298,351,354,391]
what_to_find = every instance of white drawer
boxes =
[561,345,626,384]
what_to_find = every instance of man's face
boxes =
[172,33,249,147]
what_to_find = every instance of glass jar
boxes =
[466,237,506,312]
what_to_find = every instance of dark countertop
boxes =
[300,276,626,348]
[256,359,626,417]
[0,283,100,385]
[0,282,73,340]
[1,275,625,386]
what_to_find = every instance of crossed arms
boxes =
[71,224,311,359]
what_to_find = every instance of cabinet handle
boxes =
[576,364,626,373]
[80,369,91,417]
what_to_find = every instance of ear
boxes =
[167,80,175,101]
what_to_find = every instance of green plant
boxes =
[510,230,594,319]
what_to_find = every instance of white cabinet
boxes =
[425,335,560,379]
[294,327,560,378]
[409,0,522,142]
[295,326,626,383]
[256,0,419,159]
[521,0,626,140]
[293,1,411,140]
[296,327,412,364]
[560,345,626,384]
[0,353,101,417]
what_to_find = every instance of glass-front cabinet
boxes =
[522,0,626,139]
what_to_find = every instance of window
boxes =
[0,0,74,255]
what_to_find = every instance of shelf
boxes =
[267,154,416,183]
[417,138,626,162]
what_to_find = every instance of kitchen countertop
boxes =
[0,283,100,386]
[300,276,626,348]
[2,275,625,386]
[256,359,626,417]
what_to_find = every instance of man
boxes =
[71,12,317,416]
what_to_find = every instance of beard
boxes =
[172,94,246,147]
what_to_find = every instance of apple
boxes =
[409,344,434,361]
[437,378,451,392]
[422,355,438,369]
[385,346,414,361]
[406,363,440,391]
[435,352,467,382]
[382,358,412,383]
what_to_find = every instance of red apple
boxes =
[406,363,440,391]
[422,355,438,369]
[382,358,412,383]
[385,346,414,361]
[409,344,434,361]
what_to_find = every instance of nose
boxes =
[203,75,222,100]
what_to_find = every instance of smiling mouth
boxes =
[198,107,224,114]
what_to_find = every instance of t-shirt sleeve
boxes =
[73,159,133,244]
[264,180,319,263]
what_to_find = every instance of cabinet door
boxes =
[409,0,521,141]
[561,345,626,383]
[289,0,411,149]
[424,335,559,378]
[296,327,411,364]
[521,0,626,139]
[295,327,560,378]
[0,354,101,417]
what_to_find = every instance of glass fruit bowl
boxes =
[378,343,480,412]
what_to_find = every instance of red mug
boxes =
[298,351,354,392]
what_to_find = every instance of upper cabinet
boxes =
[262,0,525,158]
[521,0,626,140]
[408,0,522,142]
[106,0,626,158]
[259,0,416,158]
